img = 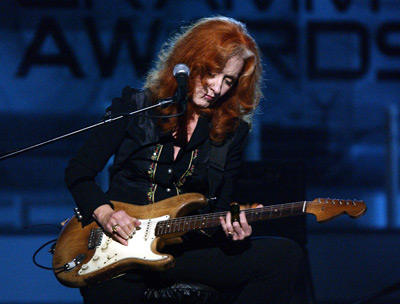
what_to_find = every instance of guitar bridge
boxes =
[88,228,103,250]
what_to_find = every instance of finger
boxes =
[121,226,131,240]
[119,217,134,236]
[133,218,141,227]
[128,217,142,229]
[219,216,229,235]
[232,221,246,240]
[112,224,129,240]
[118,217,138,240]
[113,233,129,246]
[112,211,137,237]
[126,217,140,237]
[220,215,234,238]
[126,220,135,234]
[230,212,253,241]
[225,212,234,232]
[107,220,129,240]
[105,222,128,246]
[239,212,252,235]
[106,222,115,234]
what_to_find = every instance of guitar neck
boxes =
[155,201,308,237]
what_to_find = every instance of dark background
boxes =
[1,0,399,303]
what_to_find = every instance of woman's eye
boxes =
[225,79,233,86]
[207,72,215,78]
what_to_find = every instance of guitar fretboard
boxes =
[155,201,308,237]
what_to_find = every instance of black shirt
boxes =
[65,87,249,226]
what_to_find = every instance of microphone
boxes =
[173,63,190,111]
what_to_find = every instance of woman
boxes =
[65,16,302,303]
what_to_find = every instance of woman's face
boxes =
[192,55,244,108]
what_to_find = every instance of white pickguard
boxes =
[78,215,170,276]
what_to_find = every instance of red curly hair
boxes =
[144,16,262,142]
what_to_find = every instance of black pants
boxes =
[80,236,303,304]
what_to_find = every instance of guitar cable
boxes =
[32,238,64,271]
[28,224,71,272]
[32,237,82,273]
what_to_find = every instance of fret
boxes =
[192,216,197,230]
[155,222,162,236]
[193,216,198,230]
[204,215,209,229]
[180,217,185,232]
[167,221,172,234]
[181,217,186,232]
[175,220,179,232]
[174,218,179,232]
[200,216,206,229]
[192,217,198,230]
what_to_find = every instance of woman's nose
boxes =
[209,77,222,95]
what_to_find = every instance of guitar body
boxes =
[52,193,207,288]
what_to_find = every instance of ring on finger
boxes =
[112,224,119,233]
[228,231,234,236]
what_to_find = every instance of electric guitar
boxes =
[52,193,366,288]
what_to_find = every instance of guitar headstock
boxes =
[306,198,367,222]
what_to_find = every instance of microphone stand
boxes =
[0,97,176,162]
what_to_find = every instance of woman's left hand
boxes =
[219,204,262,241]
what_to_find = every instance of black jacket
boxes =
[65,87,250,226]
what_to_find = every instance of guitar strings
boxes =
[155,201,309,234]
[160,198,361,228]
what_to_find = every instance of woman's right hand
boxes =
[93,204,141,246]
